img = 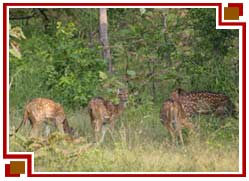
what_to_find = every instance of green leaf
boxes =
[120,28,131,35]
[127,70,136,77]
[99,71,108,80]
[140,8,146,15]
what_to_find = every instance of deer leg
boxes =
[177,128,184,146]
[174,119,185,146]
[109,120,115,131]
[108,128,115,142]
[30,123,42,138]
[44,123,51,137]
[108,118,116,141]
[166,123,176,145]
[94,130,103,143]
[55,119,65,134]
[99,124,108,143]
[93,119,103,143]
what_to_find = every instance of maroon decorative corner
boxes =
[228,3,243,16]
[224,3,243,20]
[5,161,25,177]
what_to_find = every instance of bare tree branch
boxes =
[38,9,49,21]
[10,14,35,20]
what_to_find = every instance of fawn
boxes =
[15,98,73,138]
[160,99,193,145]
[88,89,128,142]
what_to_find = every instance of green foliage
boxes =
[97,72,127,103]
[10,21,106,107]
[172,9,239,99]
[10,8,239,107]
[44,22,106,106]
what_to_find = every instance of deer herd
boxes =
[13,88,235,146]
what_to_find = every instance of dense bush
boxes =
[10,22,106,107]
[44,22,106,106]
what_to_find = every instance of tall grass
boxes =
[9,103,239,172]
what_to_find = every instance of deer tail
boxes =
[15,109,28,133]
[88,103,94,120]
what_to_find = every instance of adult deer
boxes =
[171,88,235,117]
[88,89,128,142]
[160,99,193,145]
[14,98,73,138]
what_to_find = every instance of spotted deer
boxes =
[160,99,193,145]
[15,98,73,138]
[88,89,128,142]
[171,88,235,117]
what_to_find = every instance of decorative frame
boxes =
[3,3,246,177]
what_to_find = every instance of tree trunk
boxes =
[99,8,112,73]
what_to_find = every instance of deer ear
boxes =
[117,89,121,94]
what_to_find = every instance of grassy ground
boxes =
[9,104,239,172]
